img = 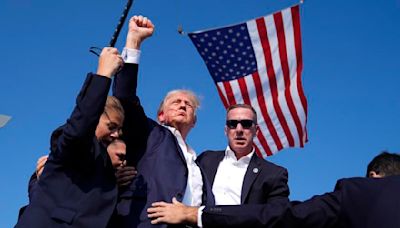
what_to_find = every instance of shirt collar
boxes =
[163,125,196,157]
[225,146,254,164]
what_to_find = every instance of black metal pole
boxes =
[108,0,133,47]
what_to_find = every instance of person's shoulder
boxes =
[197,150,224,161]
[255,155,287,173]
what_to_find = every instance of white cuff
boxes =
[197,206,205,228]
[122,47,141,64]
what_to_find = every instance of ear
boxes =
[192,115,197,126]
[369,171,383,178]
[254,124,260,137]
[224,125,228,136]
[158,111,165,124]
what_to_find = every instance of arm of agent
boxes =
[147,198,200,226]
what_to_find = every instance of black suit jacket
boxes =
[197,150,289,204]
[111,64,215,228]
[16,74,118,227]
[202,175,400,228]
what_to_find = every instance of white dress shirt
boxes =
[122,47,141,64]
[212,146,254,205]
[164,126,203,207]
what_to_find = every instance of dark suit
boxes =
[197,150,289,204]
[111,64,215,228]
[202,175,400,228]
[16,74,117,227]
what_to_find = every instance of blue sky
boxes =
[1,0,399,226]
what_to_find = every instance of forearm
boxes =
[63,74,111,140]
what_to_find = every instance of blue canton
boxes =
[189,23,258,82]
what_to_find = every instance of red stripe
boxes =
[256,17,294,147]
[256,130,273,156]
[223,81,237,105]
[253,144,266,158]
[216,84,229,109]
[252,71,283,150]
[238,77,251,104]
[274,11,304,147]
[292,5,308,143]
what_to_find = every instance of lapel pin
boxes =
[253,168,259,174]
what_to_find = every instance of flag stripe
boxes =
[238,77,274,155]
[252,71,283,150]
[292,5,308,143]
[238,77,251,104]
[223,81,237,105]
[244,74,279,152]
[274,11,305,147]
[216,84,229,108]
[256,17,295,147]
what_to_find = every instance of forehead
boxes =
[227,107,255,119]
[105,110,124,124]
[165,92,195,104]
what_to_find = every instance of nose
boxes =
[178,101,187,109]
[110,130,121,139]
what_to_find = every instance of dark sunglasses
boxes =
[226,119,255,129]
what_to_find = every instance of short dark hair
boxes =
[366,151,400,177]
[226,104,258,123]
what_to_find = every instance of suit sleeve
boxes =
[202,202,290,228]
[266,167,290,203]
[112,63,149,166]
[283,190,341,228]
[52,74,111,162]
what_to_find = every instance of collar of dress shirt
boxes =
[225,146,254,164]
[163,125,197,158]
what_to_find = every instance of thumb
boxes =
[172,197,179,204]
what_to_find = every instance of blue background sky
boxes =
[1,0,399,226]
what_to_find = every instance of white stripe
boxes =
[247,19,284,151]
[229,80,244,104]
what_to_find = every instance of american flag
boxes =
[188,5,307,157]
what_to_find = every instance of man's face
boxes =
[158,92,196,129]
[95,110,123,145]
[225,107,258,156]
[107,140,126,168]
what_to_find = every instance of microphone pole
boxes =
[90,0,134,56]
[108,0,133,47]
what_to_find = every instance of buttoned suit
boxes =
[197,150,289,204]
[16,74,118,227]
[201,175,400,228]
[110,64,215,228]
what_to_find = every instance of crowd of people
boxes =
[16,15,400,228]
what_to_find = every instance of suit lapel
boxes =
[241,153,261,203]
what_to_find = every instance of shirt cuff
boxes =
[122,47,141,64]
[197,205,205,228]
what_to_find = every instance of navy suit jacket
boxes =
[201,175,400,228]
[197,150,289,204]
[111,64,215,228]
[16,74,118,227]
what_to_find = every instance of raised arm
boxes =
[112,15,154,166]
[53,48,123,161]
